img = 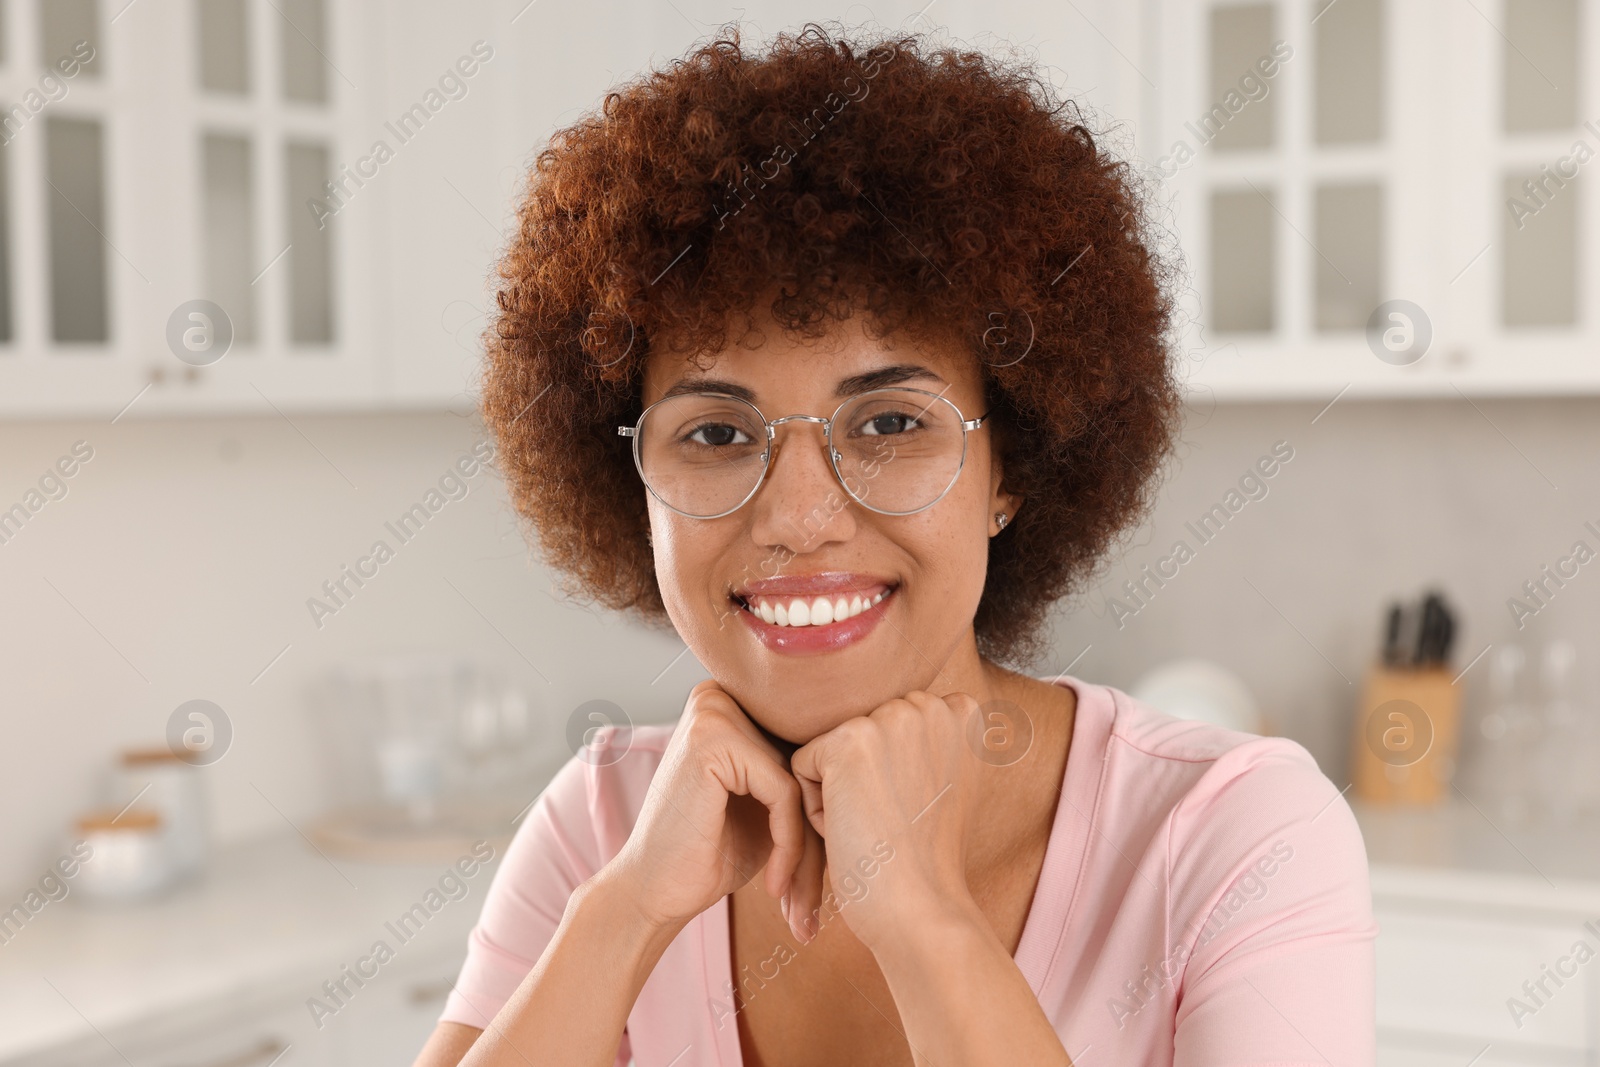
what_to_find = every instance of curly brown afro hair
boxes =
[480,20,1182,669]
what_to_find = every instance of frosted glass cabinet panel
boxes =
[45,116,109,344]
[1211,187,1277,331]
[1155,0,1598,397]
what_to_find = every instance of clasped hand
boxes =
[604,679,985,952]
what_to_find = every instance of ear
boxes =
[987,440,1022,537]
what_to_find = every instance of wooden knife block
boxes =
[1350,665,1461,805]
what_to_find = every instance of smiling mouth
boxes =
[732,587,893,627]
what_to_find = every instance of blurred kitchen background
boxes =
[2,0,1598,1064]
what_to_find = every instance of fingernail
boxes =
[781,893,790,925]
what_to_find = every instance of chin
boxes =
[729,685,865,746]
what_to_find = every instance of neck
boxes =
[926,632,1078,883]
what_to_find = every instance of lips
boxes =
[729,571,896,655]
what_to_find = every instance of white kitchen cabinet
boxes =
[7,0,1591,418]
[1371,867,1600,1066]
[0,0,390,419]
[0,0,547,420]
[10,948,459,1067]
[1375,906,1592,1061]
[1150,0,1600,399]
[0,0,748,421]
[0,834,498,1067]
[322,949,465,1066]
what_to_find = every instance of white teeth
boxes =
[745,589,891,627]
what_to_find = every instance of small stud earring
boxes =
[994,512,1009,532]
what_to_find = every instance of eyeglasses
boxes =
[617,387,989,519]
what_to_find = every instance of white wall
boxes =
[3,396,1597,892]
[0,410,692,892]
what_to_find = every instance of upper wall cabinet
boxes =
[1,0,1590,416]
[0,0,390,416]
[1150,0,1598,398]
[0,0,524,418]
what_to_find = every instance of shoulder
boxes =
[534,722,679,863]
[1082,680,1368,902]
[1090,680,1373,938]
[1062,681,1375,1061]
[1096,681,1345,824]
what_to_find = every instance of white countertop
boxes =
[1355,799,1600,916]
[0,831,498,1064]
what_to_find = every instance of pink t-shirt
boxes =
[439,674,1376,1066]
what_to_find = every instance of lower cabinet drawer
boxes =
[1378,1035,1585,1067]
[1376,906,1594,1054]
[142,1004,337,1067]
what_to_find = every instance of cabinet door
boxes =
[25,999,340,1067]
[1434,0,1600,395]
[1151,0,1447,399]
[370,0,508,412]
[1152,0,1596,399]
[1375,905,1593,1056]
[0,0,382,419]
[325,949,465,1065]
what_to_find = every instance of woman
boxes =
[414,22,1374,1067]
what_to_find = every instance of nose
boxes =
[746,418,857,553]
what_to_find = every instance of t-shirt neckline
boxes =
[703,672,1107,1065]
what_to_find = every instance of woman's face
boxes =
[640,311,1016,743]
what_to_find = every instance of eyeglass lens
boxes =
[635,388,968,518]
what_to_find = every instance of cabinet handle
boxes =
[170,1037,288,1067]
[408,977,456,1005]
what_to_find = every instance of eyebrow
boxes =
[658,363,948,404]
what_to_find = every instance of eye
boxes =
[857,410,922,436]
[686,422,753,447]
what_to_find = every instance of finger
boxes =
[700,684,797,768]
[789,738,829,839]
[785,818,828,944]
[709,739,808,901]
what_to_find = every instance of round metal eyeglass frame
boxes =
[617,387,989,520]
